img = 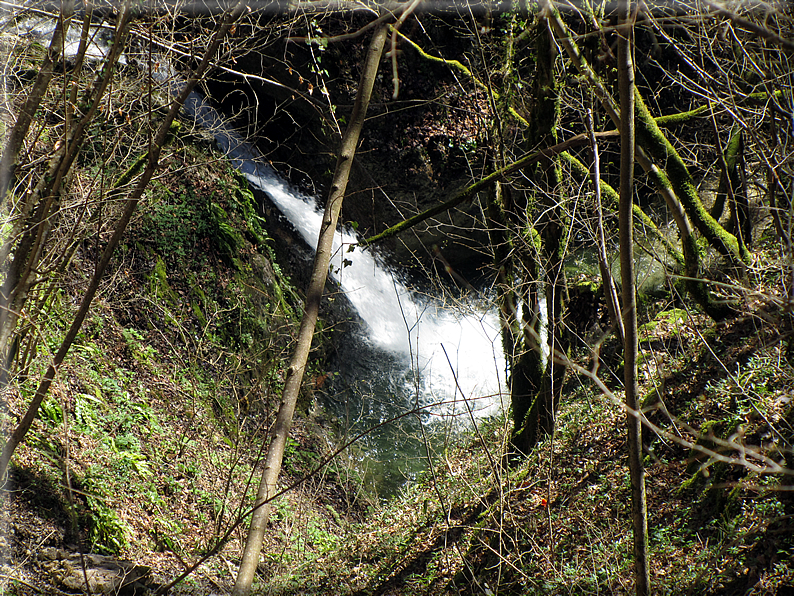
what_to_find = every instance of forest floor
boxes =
[3,242,793,594]
[258,285,794,596]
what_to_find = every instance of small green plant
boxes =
[122,327,156,364]
[305,517,339,554]
[81,472,131,555]
[39,398,63,426]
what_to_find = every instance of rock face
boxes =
[39,548,153,595]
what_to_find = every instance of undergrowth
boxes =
[2,125,354,592]
[268,296,794,596]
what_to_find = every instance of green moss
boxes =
[145,255,186,332]
[710,124,743,221]
[561,151,686,269]
[210,202,243,264]
[640,386,664,409]
[148,256,179,309]
[638,308,687,335]
[634,89,751,266]
[678,470,703,494]
[229,170,268,245]
[184,272,209,328]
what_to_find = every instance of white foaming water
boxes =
[168,70,506,420]
[244,170,506,418]
[9,18,125,63]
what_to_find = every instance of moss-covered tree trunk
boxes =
[547,7,741,321]
[633,89,751,267]
[504,12,569,457]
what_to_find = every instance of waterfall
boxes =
[179,85,506,423]
[16,13,507,488]
[193,99,507,494]
[245,170,505,418]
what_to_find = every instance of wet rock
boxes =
[251,252,275,287]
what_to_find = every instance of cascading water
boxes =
[181,90,507,492]
[245,172,505,412]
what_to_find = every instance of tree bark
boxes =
[231,22,388,596]
[560,151,684,269]
[509,9,569,456]
[0,1,74,203]
[709,123,742,222]
[633,89,751,266]
[0,2,131,379]
[360,131,617,248]
[617,6,651,595]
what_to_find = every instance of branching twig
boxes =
[359,130,618,247]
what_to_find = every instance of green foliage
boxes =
[139,183,212,262]
[227,170,269,245]
[137,162,269,267]
[210,202,243,263]
[81,471,131,555]
[38,398,63,426]
[122,327,157,365]
[283,436,320,476]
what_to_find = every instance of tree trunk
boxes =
[710,123,742,222]
[231,22,388,596]
[0,2,131,380]
[585,107,624,344]
[633,89,751,266]
[617,6,651,595]
[0,1,74,203]
[510,10,568,456]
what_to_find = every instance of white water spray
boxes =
[245,170,506,418]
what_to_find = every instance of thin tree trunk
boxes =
[709,122,742,222]
[585,107,624,344]
[360,131,617,248]
[0,0,76,371]
[617,5,651,595]
[0,1,74,203]
[231,23,388,596]
[559,151,684,269]
[0,2,131,375]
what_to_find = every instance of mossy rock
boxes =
[186,272,209,328]
[229,170,268,245]
[638,307,688,335]
[147,256,180,320]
